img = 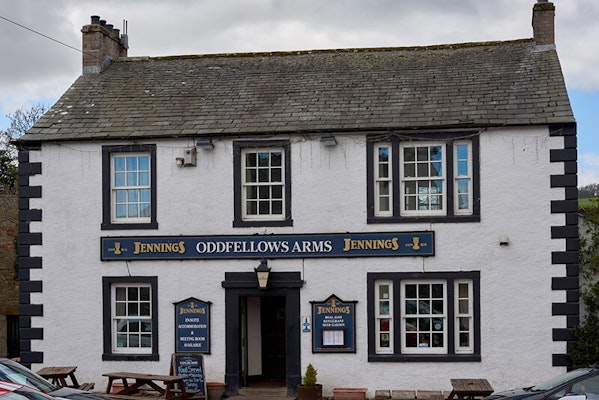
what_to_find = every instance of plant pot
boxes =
[206,382,226,400]
[333,388,368,400]
[297,384,323,400]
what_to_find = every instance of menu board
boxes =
[171,353,206,396]
[311,294,356,353]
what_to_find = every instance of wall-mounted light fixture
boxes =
[175,157,184,167]
[499,235,510,246]
[196,139,214,150]
[320,136,337,146]
[254,259,271,289]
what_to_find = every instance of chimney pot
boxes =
[82,16,128,74]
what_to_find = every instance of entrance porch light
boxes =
[255,259,270,289]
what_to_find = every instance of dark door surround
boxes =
[222,271,303,397]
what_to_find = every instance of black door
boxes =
[261,296,286,382]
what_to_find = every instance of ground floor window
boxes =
[102,276,159,361]
[367,271,480,362]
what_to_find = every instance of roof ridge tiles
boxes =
[114,38,534,63]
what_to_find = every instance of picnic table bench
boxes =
[447,379,494,400]
[103,372,189,400]
[36,366,95,391]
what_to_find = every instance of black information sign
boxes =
[311,294,357,353]
[171,353,206,396]
[174,298,211,353]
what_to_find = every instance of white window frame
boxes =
[241,147,285,221]
[111,283,153,354]
[374,144,393,217]
[399,142,446,217]
[453,141,473,215]
[375,280,394,354]
[111,152,151,224]
[400,280,448,354]
[454,279,474,353]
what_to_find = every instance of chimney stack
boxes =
[81,15,128,74]
[532,0,555,46]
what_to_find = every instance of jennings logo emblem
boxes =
[411,237,420,251]
[113,242,122,255]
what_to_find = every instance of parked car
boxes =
[557,394,599,400]
[0,359,109,400]
[484,367,599,400]
[0,380,63,400]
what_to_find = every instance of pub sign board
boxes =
[101,231,434,260]
[174,298,211,353]
[171,353,206,397]
[311,294,356,353]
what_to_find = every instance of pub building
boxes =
[16,1,578,398]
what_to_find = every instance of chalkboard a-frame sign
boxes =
[171,353,206,397]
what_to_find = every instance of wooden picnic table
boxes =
[37,366,80,388]
[447,379,494,400]
[103,372,189,400]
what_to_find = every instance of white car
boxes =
[0,380,65,400]
[0,359,108,400]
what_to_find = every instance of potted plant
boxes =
[296,363,322,400]
[206,382,226,400]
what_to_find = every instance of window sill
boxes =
[101,221,159,230]
[102,353,159,361]
[233,218,293,228]
[367,215,480,224]
[368,353,481,362]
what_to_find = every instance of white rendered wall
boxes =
[27,126,567,396]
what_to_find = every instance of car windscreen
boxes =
[0,362,57,393]
[532,369,596,391]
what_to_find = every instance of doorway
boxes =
[243,296,286,386]
[223,271,303,396]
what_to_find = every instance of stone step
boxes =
[228,386,295,400]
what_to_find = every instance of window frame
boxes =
[367,271,480,362]
[233,140,293,227]
[102,276,159,361]
[399,142,447,217]
[367,133,479,224]
[102,144,158,230]
[400,279,448,354]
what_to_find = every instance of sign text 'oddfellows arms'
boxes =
[101,231,434,260]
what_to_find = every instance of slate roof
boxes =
[22,38,574,142]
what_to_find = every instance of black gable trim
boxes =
[549,122,578,369]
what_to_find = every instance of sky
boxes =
[1,0,598,186]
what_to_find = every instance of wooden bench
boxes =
[78,383,95,391]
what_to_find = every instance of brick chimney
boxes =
[81,16,128,74]
[532,0,555,46]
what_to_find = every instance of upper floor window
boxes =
[367,271,480,362]
[367,134,479,223]
[233,140,292,227]
[102,144,158,230]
